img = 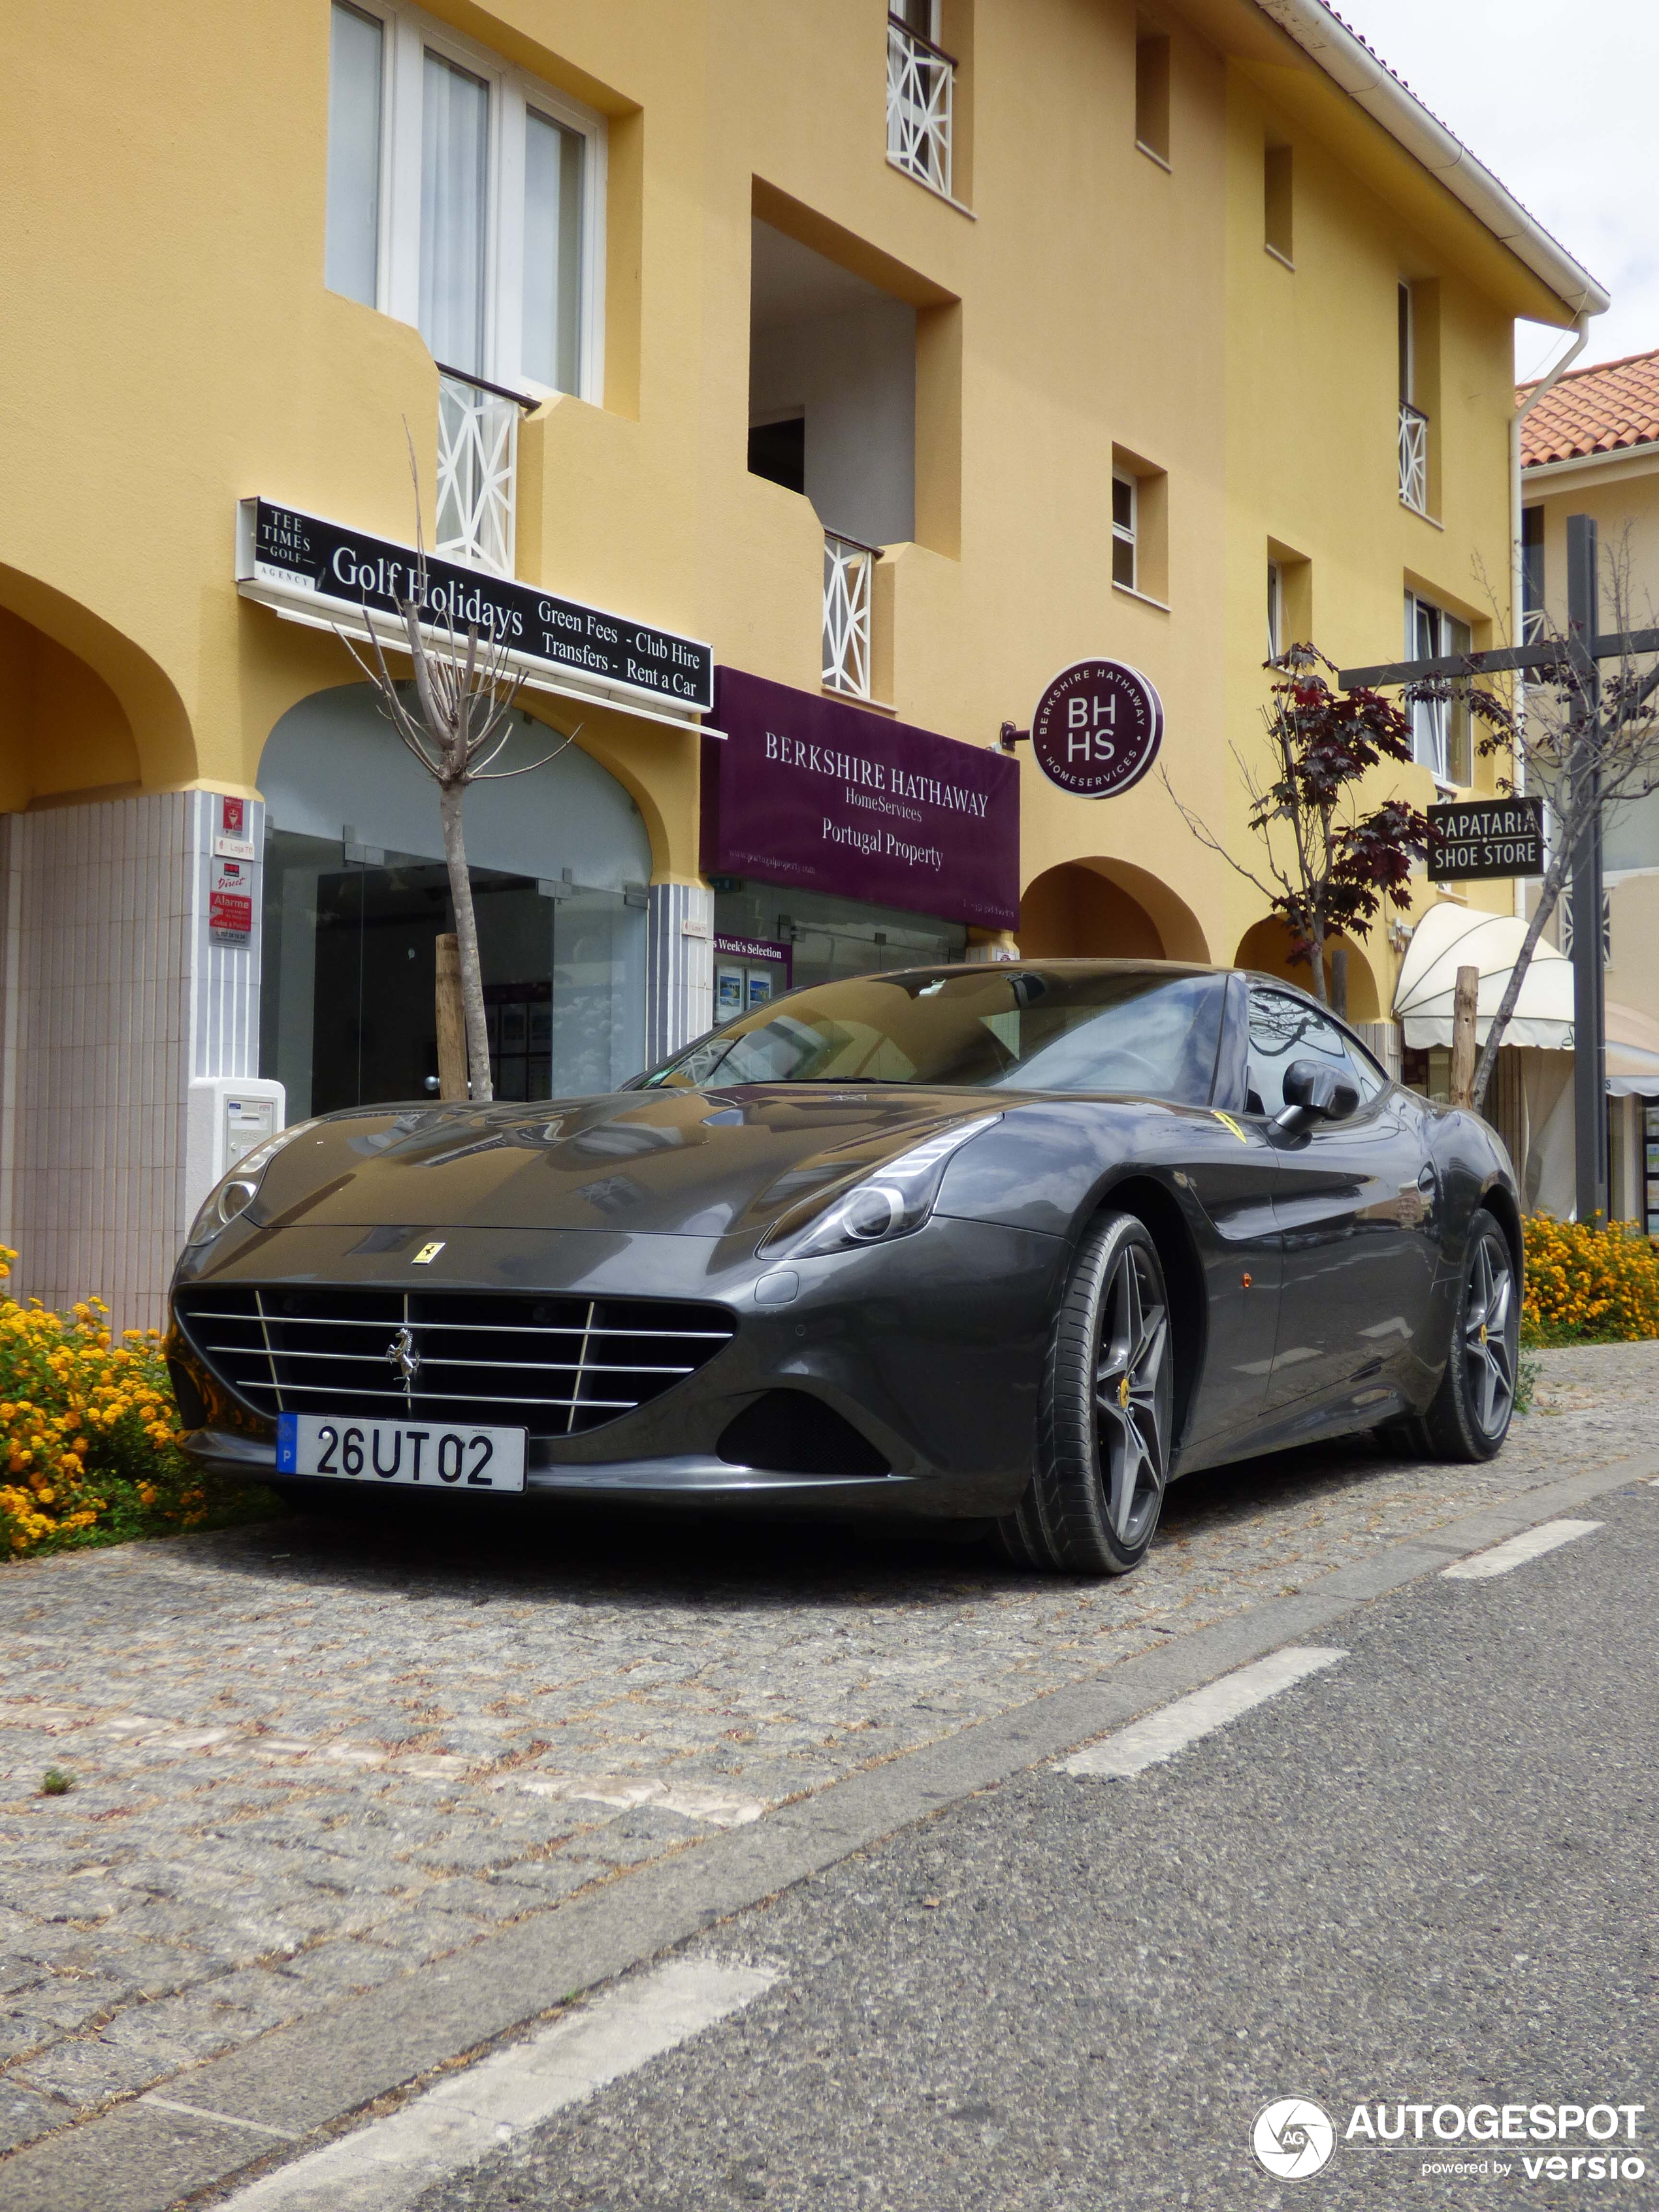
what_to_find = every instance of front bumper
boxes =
[169,1216,1065,1519]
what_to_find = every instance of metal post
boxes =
[1567,513,1606,1223]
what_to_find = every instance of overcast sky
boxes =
[1332,0,1659,380]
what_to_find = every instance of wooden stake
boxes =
[1450,962,1479,1109]
[435,933,469,1100]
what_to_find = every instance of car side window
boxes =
[1245,987,1375,1117]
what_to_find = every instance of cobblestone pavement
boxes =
[0,1343,1653,2162]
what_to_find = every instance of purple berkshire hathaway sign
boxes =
[703,669,1020,930]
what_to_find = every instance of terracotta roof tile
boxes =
[1518,347,1659,469]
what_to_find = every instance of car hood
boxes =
[243,1088,1008,1242]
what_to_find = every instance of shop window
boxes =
[324,0,604,400]
[1264,141,1293,266]
[1135,29,1170,166]
[257,686,651,1112]
[1404,592,1473,787]
[712,880,965,995]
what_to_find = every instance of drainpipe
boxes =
[1511,311,1592,919]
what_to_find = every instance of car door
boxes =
[1171,1104,1285,1455]
[1245,985,1439,1414]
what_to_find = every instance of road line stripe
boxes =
[1057,1646,1347,1779]
[214,1958,775,2212]
[1440,1519,1602,1580]
[143,2096,300,2140]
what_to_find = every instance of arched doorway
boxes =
[1019,858,1209,963]
[0,606,142,810]
[258,684,654,1115]
[1232,916,1381,1021]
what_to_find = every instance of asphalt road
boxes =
[411,1480,1659,2212]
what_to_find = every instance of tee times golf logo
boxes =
[1253,2098,1336,2179]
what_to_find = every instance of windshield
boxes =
[647,967,1227,1102]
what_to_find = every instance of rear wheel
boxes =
[999,1211,1174,1576]
[1421,1208,1519,1462]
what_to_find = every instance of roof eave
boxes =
[1253,0,1609,321]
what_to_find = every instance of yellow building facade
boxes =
[0,0,1603,1321]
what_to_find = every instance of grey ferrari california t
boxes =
[165,959,1522,1576]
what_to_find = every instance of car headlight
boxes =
[777,1117,1001,1259]
[185,1119,323,1245]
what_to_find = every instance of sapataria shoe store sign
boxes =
[235,499,714,733]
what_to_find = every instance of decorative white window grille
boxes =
[824,533,879,699]
[436,372,521,575]
[1398,402,1429,515]
[886,12,954,197]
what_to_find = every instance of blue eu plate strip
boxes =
[276,1413,297,1473]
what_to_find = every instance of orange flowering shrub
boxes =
[0,1246,268,1559]
[1522,1215,1659,1346]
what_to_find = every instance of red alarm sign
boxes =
[1029,660,1165,800]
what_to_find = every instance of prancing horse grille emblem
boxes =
[385,1324,421,1386]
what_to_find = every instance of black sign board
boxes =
[1426,795,1544,882]
[237,498,714,717]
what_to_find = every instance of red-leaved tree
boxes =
[1165,645,1432,1008]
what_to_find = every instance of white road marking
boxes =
[214,1958,777,2212]
[1057,1647,1348,1780]
[1441,1519,1602,1580]
[143,2096,300,2140]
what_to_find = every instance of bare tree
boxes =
[1164,645,1430,1008]
[1458,556,1659,1112]
[334,545,572,1105]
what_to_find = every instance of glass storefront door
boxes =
[262,831,647,1115]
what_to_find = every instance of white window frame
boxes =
[331,0,606,402]
[1267,558,1284,658]
[1112,470,1138,592]
[1404,591,1474,791]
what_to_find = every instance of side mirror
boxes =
[1276,1058,1361,1132]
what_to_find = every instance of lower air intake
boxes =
[717,1390,890,1477]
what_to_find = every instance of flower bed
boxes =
[0,1247,278,1559]
[1522,1214,1659,1346]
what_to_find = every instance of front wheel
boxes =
[1421,1208,1519,1461]
[999,1211,1175,1576]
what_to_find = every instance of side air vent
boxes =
[717,1390,890,1477]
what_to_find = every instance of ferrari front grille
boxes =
[172,1286,737,1439]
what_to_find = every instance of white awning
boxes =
[1393,901,1573,1050]
[1394,902,1659,1095]
[1605,1001,1659,1098]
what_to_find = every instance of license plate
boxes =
[275,1413,526,1494]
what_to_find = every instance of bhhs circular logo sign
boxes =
[1029,659,1165,799]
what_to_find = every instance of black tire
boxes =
[1421,1208,1519,1462]
[999,1211,1175,1576]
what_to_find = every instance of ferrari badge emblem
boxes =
[385,1325,421,1385]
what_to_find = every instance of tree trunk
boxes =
[438,777,494,1103]
[1450,963,1479,1108]
[434,932,468,1100]
[1469,838,1574,1112]
[1330,944,1348,1018]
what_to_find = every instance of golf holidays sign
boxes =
[1029,659,1165,799]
